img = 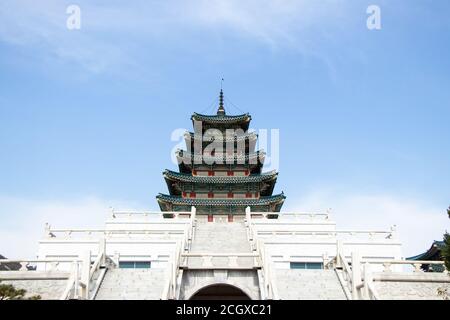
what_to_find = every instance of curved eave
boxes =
[163,169,277,184]
[191,112,251,124]
[157,193,285,207]
[406,241,445,261]
[163,170,277,196]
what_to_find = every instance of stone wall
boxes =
[179,270,260,300]
[1,279,68,299]
[375,281,450,300]
[274,269,347,300]
[95,268,167,300]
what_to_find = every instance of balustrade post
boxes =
[20,261,28,271]
[363,263,371,299]
[98,237,106,265]
[413,263,422,273]
[351,252,361,300]
[44,223,52,238]
[73,261,79,299]
[80,250,91,299]
[114,251,120,267]
[229,256,238,268]
[389,225,397,239]
[202,255,213,268]
[322,253,329,268]
[191,206,196,225]
[336,240,343,268]
[245,206,251,223]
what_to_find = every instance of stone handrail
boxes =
[110,209,191,218]
[246,207,278,299]
[250,211,330,220]
[0,258,82,300]
[255,230,394,239]
[360,259,447,273]
[46,229,186,238]
[161,207,196,300]
[0,259,81,272]
[257,241,278,299]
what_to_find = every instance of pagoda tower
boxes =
[156,90,285,215]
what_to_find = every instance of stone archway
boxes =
[189,283,252,300]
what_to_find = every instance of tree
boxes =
[443,206,450,271]
[0,282,41,300]
[436,207,450,300]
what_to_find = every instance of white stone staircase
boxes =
[274,269,348,300]
[191,221,252,253]
[94,268,167,300]
[186,221,254,268]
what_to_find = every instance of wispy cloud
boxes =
[0,195,140,258]
[286,190,449,257]
[1,191,446,259]
[0,0,351,74]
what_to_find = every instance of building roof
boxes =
[406,240,445,261]
[163,169,277,184]
[191,111,252,132]
[163,169,278,196]
[191,112,251,124]
[0,254,21,271]
[156,193,286,207]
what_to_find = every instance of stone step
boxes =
[95,268,167,300]
[274,270,347,300]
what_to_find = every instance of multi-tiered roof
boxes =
[156,90,285,214]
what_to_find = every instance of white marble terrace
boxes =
[0,207,448,300]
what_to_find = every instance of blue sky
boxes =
[0,0,449,258]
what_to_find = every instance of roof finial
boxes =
[217,79,225,115]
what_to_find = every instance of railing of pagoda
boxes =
[249,211,330,220]
[245,208,278,300]
[360,259,448,274]
[0,258,82,299]
[326,240,449,300]
[0,238,111,300]
[0,258,81,272]
[110,209,192,219]
[45,229,187,238]
[254,230,395,240]
[161,207,196,300]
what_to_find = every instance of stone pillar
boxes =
[80,250,91,299]
[336,240,343,268]
[351,252,361,300]
[98,237,106,265]
[363,262,372,299]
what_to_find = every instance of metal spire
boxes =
[217,79,225,115]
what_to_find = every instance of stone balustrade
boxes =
[181,253,260,269]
